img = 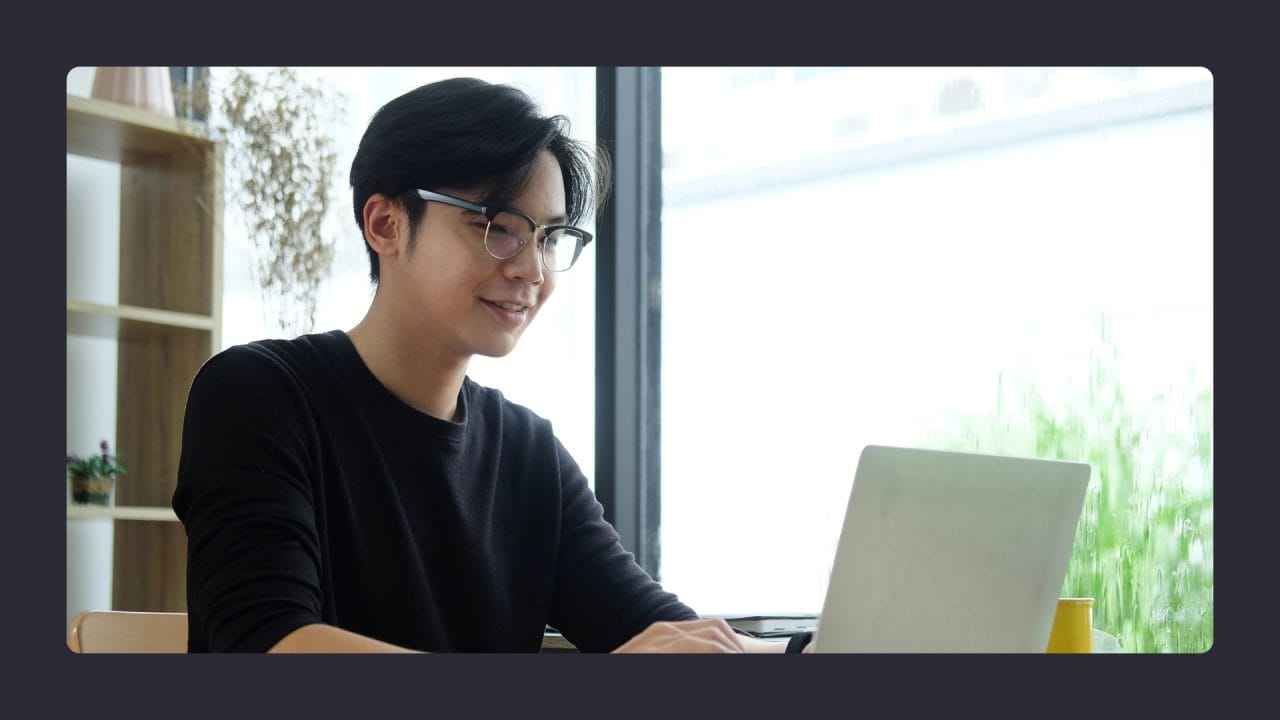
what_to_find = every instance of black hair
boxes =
[349,77,611,283]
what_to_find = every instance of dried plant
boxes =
[201,67,345,336]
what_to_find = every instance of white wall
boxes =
[65,66,118,625]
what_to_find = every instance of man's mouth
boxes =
[483,299,530,312]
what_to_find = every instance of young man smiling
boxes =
[173,77,783,654]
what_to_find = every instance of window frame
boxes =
[594,67,664,579]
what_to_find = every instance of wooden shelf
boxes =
[67,505,179,522]
[67,94,213,162]
[67,89,223,614]
[67,299,215,339]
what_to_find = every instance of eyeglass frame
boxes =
[414,189,593,271]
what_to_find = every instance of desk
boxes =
[538,628,791,652]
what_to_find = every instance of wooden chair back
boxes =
[67,610,188,653]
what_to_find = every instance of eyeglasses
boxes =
[415,189,593,272]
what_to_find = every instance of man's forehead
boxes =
[514,152,568,223]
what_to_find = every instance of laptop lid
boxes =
[811,445,1091,652]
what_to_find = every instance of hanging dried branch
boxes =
[206,67,345,336]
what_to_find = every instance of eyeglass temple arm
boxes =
[416,189,489,215]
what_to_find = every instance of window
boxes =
[658,67,1212,651]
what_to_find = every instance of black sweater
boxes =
[172,330,696,652]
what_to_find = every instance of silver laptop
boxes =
[811,445,1091,652]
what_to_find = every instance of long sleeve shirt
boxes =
[172,330,696,652]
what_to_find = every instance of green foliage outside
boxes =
[929,316,1213,653]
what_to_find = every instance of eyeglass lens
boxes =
[485,210,585,271]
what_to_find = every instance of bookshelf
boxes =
[66,93,222,613]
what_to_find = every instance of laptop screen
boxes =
[812,445,1090,652]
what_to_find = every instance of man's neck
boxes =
[345,313,469,423]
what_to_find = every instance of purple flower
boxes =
[67,440,125,480]
[101,441,114,465]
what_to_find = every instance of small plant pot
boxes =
[70,475,115,506]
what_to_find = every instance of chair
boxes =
[67,610,188,653]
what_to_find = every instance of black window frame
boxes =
[594,67,664,579]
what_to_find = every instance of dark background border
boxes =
[20,0,1265,714]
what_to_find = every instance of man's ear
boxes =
[362,194,405,258]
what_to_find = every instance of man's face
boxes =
[396,149,565,359]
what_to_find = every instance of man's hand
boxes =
[613,618,749,653]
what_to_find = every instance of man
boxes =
[173,77,785,653]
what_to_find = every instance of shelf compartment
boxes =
[68,93,224,320]
[114,521,188,612]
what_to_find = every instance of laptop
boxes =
[809,445,1091,652]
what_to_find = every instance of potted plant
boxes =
[67,440,126,506]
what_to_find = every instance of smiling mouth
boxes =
[484,299,530,312]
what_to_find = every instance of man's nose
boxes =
[504,232,545,284]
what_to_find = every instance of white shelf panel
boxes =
[67,505,179,522]
[67,299,215,338]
